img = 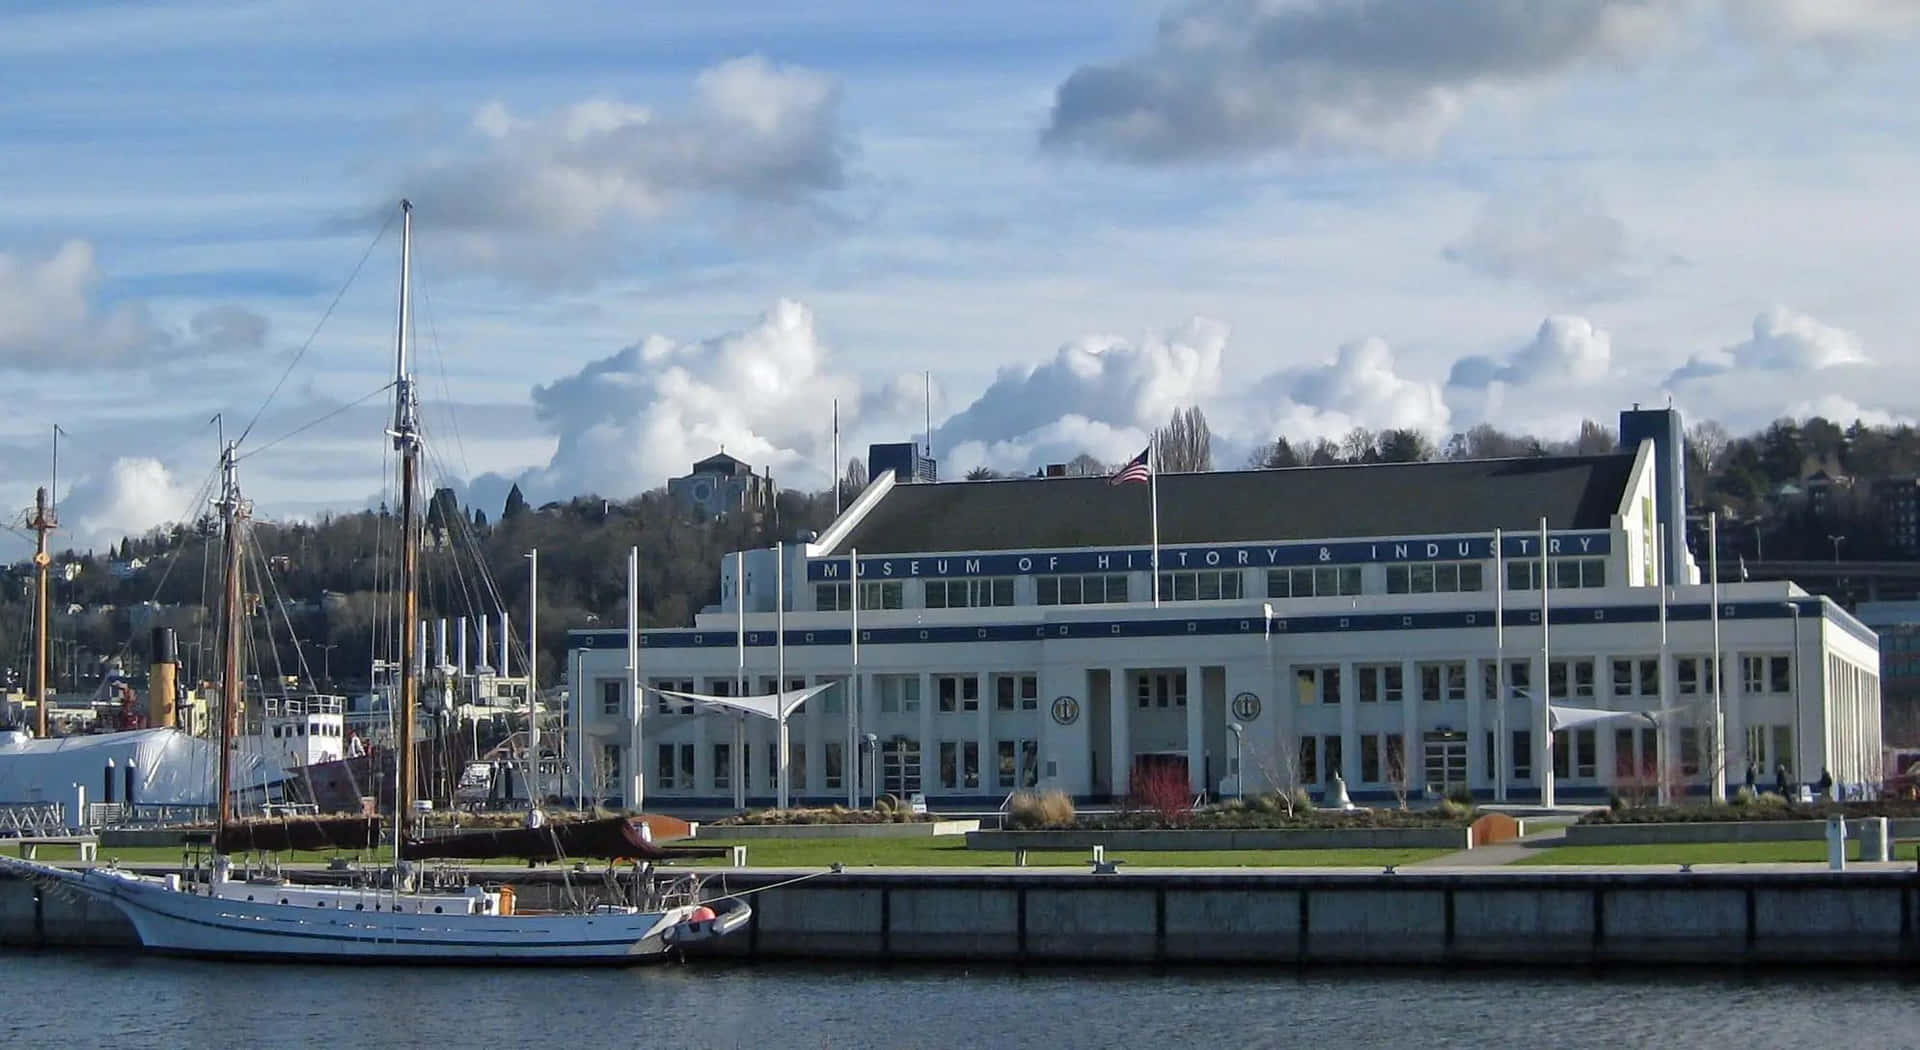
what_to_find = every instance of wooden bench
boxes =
[15,835,99,862]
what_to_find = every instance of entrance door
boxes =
[1423,732,1468,794]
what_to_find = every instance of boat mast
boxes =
[215,444,246,839]
[391,200,421,837]
[28,484,55,740]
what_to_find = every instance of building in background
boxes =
[574,408,1883,808]
[667,452,776,521]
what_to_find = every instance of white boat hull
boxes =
[10,860,727,965]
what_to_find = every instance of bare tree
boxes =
[837,457,867,508]
[1248,436,1302,469]
[1065,452,1106,477]
[1574,419,1618,455]
[1153,406,1213,473]
[1688,420,1731,476]
[1339,427,1378,464]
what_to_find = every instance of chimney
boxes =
[456,616,468,675]
[147,627,177,729]
[477,614,492,674]
[499,610,511,678]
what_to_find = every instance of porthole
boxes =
[355,904,364,911]
[246,895,255,902]
[433,906,443,914]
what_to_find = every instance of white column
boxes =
[856,671,873,804]
[1185,664,1206,796]
[917,671,935,798]
[1110,667,1131,798]
[975,671,991,797]
[1338,660,1359,785]
[1533,653,1551,805]
[1465,656,1485,791]
[1400,658,1420,796]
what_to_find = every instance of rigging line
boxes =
[420,437,498,627]
[415,274,474,483]
[250,526,319,692]
[235,205,399,448]
[235,381,397,464]
[100,462,223,669]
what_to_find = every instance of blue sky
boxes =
[3,1,1919,552]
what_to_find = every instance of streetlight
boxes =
[316,643,339,688]
[1827,535,1845,563]
[1785,601,1803,789]
[1228,722,1244,800]
[863,732,879,808]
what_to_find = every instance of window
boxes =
[995,673,1038,711]
[655,678,694,714]
[1037,574,1129,605]
[819,676,845,714]
[925,577,1014,609]
[1576,729,1596,779]
[1157,569,1244,602]
[1418,661,1467,702]
[1268,566,1362,598]
[1677,657,1719,697]
[1512,731,1532,781]
[815,582,851,612]
[1294,665,1341,705]
[824,741,843,791]
[1136,671,1188,709]
[677,744,693,790]
[1610,658,1658,698]
[963,742,979,789]
[1508,557,1606,589]
[713,743,731,791]
[936,675,980,713]
[1385,734,1406,786]
[1744,655,1792,694]
[877,675,920,713]
[1482,659,1531,700]
[997,740,1039,790]
[601,680,622,717]
[789,743,807,790]
[1358,664,1403,703]
[860,581,904,610]
[940,742,958,789]
[1549,659,1595,700]
[882,736,921,795]
[1297,736,1318,783]
[1679,727,1700,777]
[1360,733,1381,782]
[1387,561,1484,594]
[1322,735,1343,784]
[655,743,674,790]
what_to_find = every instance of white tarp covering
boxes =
[1547,705,1656,732]
[655,683,834,721]
[0,728,282,806]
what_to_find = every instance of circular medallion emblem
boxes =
[1050,695,1080,726]
[1231,691,1262,721]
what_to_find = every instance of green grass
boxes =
[1514,841,1907,866]
[669,837,1444,869]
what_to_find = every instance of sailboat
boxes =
[1,200,752,963]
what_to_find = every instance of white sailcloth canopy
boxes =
[1547,705,1657,732]
[654,683,834,721]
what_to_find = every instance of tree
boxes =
[838,457,868,508]
[1153,406,1213,473]
[1065,452,1107,477]
[965,466,998,480]
[1248,437,1301,469]
[502,484,529,522]
[1573,419,1616,455]
[1376,429,1433,463]
[1338,427,1378,464]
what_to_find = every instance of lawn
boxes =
[669,837,1444,869]
[14,838,1444,870]
[1513,840,1912,866]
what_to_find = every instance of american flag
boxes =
[1109,445,1151,486]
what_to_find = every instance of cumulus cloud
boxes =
[518,300,860,500]
[1277,336,1450,436]
[1783,393,1909,429]
[1667,306,1868,383]
[1041,0,1676,162]
[1449,315,1612,389]
[0,240,270,370]
[399,56,849,274]
[58,457,199,551]
[1730,0,1920,44]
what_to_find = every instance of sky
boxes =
[3,0,1919,553]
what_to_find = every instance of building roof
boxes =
[824,454,1636,555]
[688,452,753,476]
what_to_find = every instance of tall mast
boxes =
[215,444,246,839]
[29,485,54,739]
[391,200,420,836]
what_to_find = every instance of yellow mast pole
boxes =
[29,487,54,739]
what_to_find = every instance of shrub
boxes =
[1731,786,1756,807]
[1007,790,1077,830]
[1438,798,1472,820]
[1130,763,1195,826]
[1288,787,1317,814]
[1445,784,1475,808]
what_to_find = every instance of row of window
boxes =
[645,736,1039,795]
[812,556,1612,611]
[1290,654,1795,704]
[1291,724,1735,789]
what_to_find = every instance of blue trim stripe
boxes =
[569,598,1873,652]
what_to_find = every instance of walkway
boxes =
[1408,820,1571,868]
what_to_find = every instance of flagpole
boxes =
[1538,516,1553,808]
[1655,522,1671,806]
[848,546,860,808]
[776,540,789,809]
[734,550,745,811]
[1494,527,1506,802]
[1149,447,1161,608]
[1710,512,1725,803]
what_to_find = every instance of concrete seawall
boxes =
[965,827,1472,851]
[1565,820,1920,846]
[7,868,1919,967]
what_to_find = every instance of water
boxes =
[3,952,1912,1049]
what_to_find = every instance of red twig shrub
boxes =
[1130,762,1194,826]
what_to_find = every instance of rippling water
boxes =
[4,952,1912,1049]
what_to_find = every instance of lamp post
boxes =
[1785,601,1803,786]
[1228,722,1244,800]
[317,643,338,689]
[1262,601,1279,796]
[863,732,878,808]
[1827,535,1844,563]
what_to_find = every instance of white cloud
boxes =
[1442,184,1668,295]
[1449,315,1612,388]
[1667,306,1868,382]
[1730,0,1920,44]
[1278,336,1451,437]
[1041,0,1678,162]
[58,457,199,551]
[1783,393,1908,429]
[399,56,850,275]
[519,299,860,500]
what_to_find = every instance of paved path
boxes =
[1408,821,1571,868]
